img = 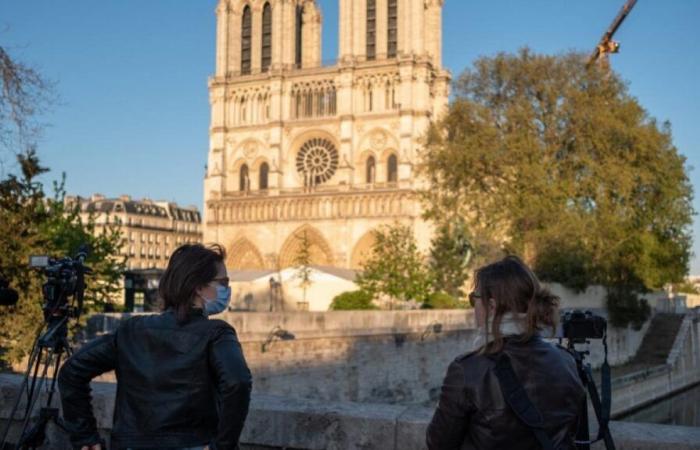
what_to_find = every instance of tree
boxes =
[1,45,52,159]
[356,223,432,307]
[0,47,125,365]
[429,218,472,298]
[0,151,126,365]
[421,49,693,326]
[293,230,313,307]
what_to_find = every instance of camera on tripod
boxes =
[562,309,607,341]
[29,246,91,323]
[0,245,91,450]
[558,310,615,450]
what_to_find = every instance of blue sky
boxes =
[2,1,699,272]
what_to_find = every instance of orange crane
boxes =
[588,0,638,68]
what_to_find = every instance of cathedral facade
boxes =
[204,0,450,271]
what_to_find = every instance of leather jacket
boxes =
[58,310,252,450]
[427,336,584,450]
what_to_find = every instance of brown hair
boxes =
[474,255,559,353]
[158,243,226,323]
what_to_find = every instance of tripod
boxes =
[564,338,616,450]
[1,315,73,450]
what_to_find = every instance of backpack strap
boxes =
[491,353,555,450]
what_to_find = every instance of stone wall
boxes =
[88,310,477,405]
[86,309,650,404]
[2,374,700,450]
[610,314,700,417]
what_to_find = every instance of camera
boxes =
[561,309,607,341]
[30,245,90,321]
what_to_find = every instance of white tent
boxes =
[228,266,358,312]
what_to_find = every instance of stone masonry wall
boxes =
[85,309,651,404]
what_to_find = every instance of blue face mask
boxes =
[202,285,232,316]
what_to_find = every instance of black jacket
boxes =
[58,310,252,450]
[427,336,585,450]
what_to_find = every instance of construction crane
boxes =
[588,0,638,68]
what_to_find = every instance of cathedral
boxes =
[203,0,450,271]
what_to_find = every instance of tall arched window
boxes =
[295,5,303,68]
[259,163,269,190]
[387,154,398,183]
[241,6,252,74]
[366,156,376,184]
[239,164,250,191]
[387,0,398,58]
[262,3,272,72]
[366,0,376,60]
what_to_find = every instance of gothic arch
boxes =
[278,225,333,268]
[351,231,377,270]
[227,237,265,270]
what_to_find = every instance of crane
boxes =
[588,0,638,68]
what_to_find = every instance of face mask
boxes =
[202,285,232,316]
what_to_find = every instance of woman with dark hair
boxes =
[427,256,584,450]
[59,244,252,450]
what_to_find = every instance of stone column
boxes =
[425,0,443,67]
[376,0,388,59]
[215,1,230,77]
[338,0,352,62]
[228,3,242,74]
[271,0,283,70]
[251,4,263,73]
[281,0,295,68]
[352,0,366,61]
[398,0,412,57]
[411,0,425,56]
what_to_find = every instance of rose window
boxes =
[295,138,339,185]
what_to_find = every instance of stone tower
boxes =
[204,0,450,271]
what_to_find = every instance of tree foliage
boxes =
[0,46,125,366]
[421,49,693,326]
[429,218,472,298]
[421,291,465,310]
[0,151,126,365]
[330,290,377,310]
[356,223,433,306]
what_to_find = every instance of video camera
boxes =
[561,309,607,342]
[29,244,91,321]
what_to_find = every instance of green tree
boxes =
[330,290,377,310]
[0,151,127,365]
[293,230,313,307]
[356,223,432,307]
[421,49,693,326]
[429,218,472,298]
[0,46,125,365]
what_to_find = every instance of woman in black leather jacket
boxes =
[427,256,584,450]
[59,244,252,450]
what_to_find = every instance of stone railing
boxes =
[609,313,700,417]
[2,374,700,450]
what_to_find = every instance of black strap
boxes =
[492,353,555,450]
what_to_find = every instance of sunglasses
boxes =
[211,277,230,287]
[468,291,482,308]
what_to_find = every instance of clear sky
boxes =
[2,1,699,272]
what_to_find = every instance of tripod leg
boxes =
[0,341,43,449]
[17,351,55,449]
[575,390,591,450]
[584,372,616,450]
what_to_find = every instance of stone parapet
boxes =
[2,374,699,450]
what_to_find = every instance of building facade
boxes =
[204,0,449,271]
[71,194,202,270]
